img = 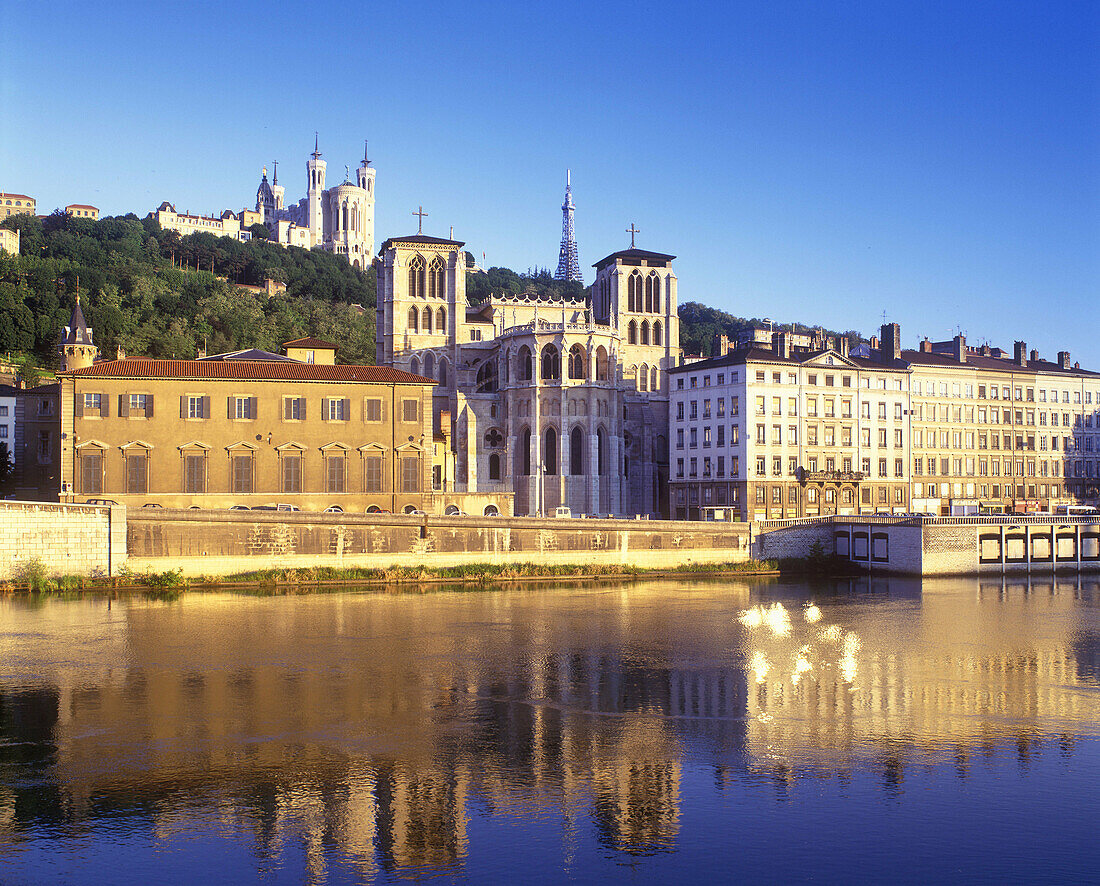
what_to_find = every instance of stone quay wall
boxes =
[126,510,753,576]
[0,500,127,579]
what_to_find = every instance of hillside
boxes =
[0,212,376,366]
[678,301,865,358]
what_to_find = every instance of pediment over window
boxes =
[800,351,859,368]
[357,442,387,453]
[120,440,155,451]
[75,439,109,450]
[178,440,211,451]
[225,440,258,452]
[319,441,350,453]
[274,441,306,453]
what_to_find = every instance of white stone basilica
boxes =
[377,230,680,517]
[255,137,376,265]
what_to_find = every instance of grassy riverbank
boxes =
[1,558,784,597]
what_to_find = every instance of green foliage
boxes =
[466,266,586,304]
[138,567,187,590]
[678,301,866,358]
[16,558,51,592]
[0,212,377,366]
[0,441,14,494]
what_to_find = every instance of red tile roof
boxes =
[282,337,338,349]
[60,358,434,384]
[66,204,99,211]
[1,193,35,201]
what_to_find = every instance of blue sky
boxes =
[3,1,1097,363]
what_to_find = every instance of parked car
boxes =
[141,503,163,509]
[323,506,344,513]
[553,506,573,518]
[85,499,118,506]
[229,505,251,511]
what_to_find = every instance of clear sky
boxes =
[3,1,1097,364]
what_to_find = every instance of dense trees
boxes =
[678,301,864,358]
[0,212,376,365]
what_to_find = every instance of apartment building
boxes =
[669,328,910,520]
[670,323,1100,519]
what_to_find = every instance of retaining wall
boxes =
[126,510,753,576]
[0,500,127,579]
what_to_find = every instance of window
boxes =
[402,399,419,423]
[233,397,255,420]
[185,396,207,420]
[82,392,102,414]
[127,394,149,416]
[326,454,346,493]
[325,398,348,421]
[38,430,51,462]
[231,453,253,493]
[364,455,383,493]
[184,453,206,494]
[81,449,104,494]
[281,454,302,493]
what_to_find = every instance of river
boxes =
[1,576,1099,884]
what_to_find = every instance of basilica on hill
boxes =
[376,191,680,517]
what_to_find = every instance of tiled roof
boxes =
[282,337,338,349]
[66,204,98,211]
[593,247,676,270]
[60,358,434,384]
[1,193,34,201]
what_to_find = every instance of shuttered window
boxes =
[364,455,383,493]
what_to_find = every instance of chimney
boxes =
[772,331,791,359]
[1030,349,1039,363]
[439,409,452,439]
[881,322,901,363]
[1058,350,1071,370]
[196,345,206,359]
[1014,341,1027,367]
[920,338,932,354]
[869,335,879,351]
[980,344,992,356]
[714,333,730,356]
[116,344,127,360]
[839,336,849,358]
[952,334,966,364]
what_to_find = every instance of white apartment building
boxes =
[670,323,1100,520]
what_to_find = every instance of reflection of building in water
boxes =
[374,761,469,873]
[741,576,1100,781]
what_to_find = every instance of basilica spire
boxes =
[554,169,582,283]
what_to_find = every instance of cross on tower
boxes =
[626,223,640,249]
[413,206,428,234]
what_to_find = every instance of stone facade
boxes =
[0,500,126,578]
[377,235,678,517]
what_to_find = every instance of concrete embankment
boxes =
[125,509,753,577]
[0,500,126,579]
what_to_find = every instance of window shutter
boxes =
[180,395,187,419]
[381,398,387,423]
[146,395,154,418]
[228,396,234,420]
[300,398,307,421]
[322,399,328,421]
[119,394,129,417]
[284,398,291,421]
[75,395,84,418]
[250,397,258,419]
[100,396,109,418]
[343,398,350,420]
[202,396,210,419]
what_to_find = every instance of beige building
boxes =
[0,192,35,219]
[151,202,253,242]
[65,203,99,220]
[671,323,1100,519]
[0,226,18,255]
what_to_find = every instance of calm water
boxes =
[2,576,1099,884]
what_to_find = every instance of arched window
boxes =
[489,453,501,480]
[428,256,445,299]
[570,426,584,475]
[639,363,649,392]
[541,345,560,380]
[342,203,349,231]
[650,273,661,313]
[518,346,533,381]
[651,366,658,392]
[641,320,650,345]
[424,351,435,379]
[597,427,607,475]
[408,306,418,332]
[422,307,433,334]
[628,320,637,345]
[653,320,662,346]
[568,344,586,380]
[544,427,557,475]
[408,255,425,298]
[628,270,642,312]
[476,360,497,393]
[521,427,531,475]
[644,274,653,312]
[595,346,609,381]
[410,356,420,376]
[438,357,448,386]
[437,307,446,333]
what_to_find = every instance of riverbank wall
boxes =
[0,500,127,578]
[126,509,753,576]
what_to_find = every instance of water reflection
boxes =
[1,576,1099,881]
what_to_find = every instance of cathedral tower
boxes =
[306,133,326,246]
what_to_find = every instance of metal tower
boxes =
[554,170,583,282]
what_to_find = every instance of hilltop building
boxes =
[65,204,99,220]
[257,137,376,265]
[0,192,35,220]
[377,221,679,517]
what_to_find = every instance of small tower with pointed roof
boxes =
[60,295,98,371]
